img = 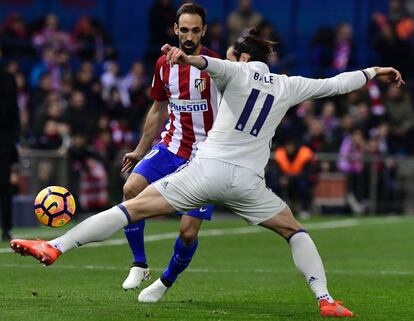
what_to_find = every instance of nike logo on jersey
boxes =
[199,207,208,212]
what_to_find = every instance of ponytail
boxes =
[232,27,276,63]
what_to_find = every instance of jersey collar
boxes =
[247,61,270,73]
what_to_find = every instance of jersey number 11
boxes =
[234,88,274,137]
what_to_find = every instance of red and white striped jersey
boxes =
[151,46,220,160]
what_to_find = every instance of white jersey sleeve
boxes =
[202,56,244,92]
[287,71,368,106]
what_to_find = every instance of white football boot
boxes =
[138,278,169,302]
[122,266,151,290]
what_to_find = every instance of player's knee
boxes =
[179,225,199,244]
[123,182,136,200]
[260,206,303,239]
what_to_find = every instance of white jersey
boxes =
[195,57,369,177]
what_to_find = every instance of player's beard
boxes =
[180,40,199,55]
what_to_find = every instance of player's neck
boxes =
[193,45,203,56]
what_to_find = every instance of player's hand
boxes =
[121,151,144,173]
[374,67,405,87]
[161,44,189,66]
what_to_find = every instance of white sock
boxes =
[49,206,130,253]
[289,231,334,303]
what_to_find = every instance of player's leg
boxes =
[122,144,188,289]
[259,207,353,317]
[10,184,176,265]
[139,208,213,302]
[136,159,216,302]
[259,207,331,299]
[122,173,150,290]
[162,214,203,285]
[226,166,353,317]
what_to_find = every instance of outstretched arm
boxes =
[288,66,405,106]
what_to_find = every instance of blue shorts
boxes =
[133,143,213,220]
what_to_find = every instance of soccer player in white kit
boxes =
[11,29,404,317]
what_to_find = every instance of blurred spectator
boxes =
[56,48,72,83]
[272,140,316,217]
[105,87,126,120]
[389,0,411,24]
[146,0,177,67]
[15,72,30,137]
[369,11,413,78]
[367,122,399,213]
[306,117,329,153]
[72,61,98,108]
[337,128,368,213]
[32,13,74,53]
[119,61,147,107]
[331,23,356,73]
[331,114,355,152]
[100,61,120,101]
[309,27,335,77]
[319,101,340,146]
[91,114,114,161]
[31,98,68,150]
[227,0,263,44]
[349,101,373,137]
[29,46,62,90]
[383,84,414,154]
[0,12,33,56]
[29,74,53,122]
[67,132,108,212]
[204,20,226,58]
[0,64,20,241]
[63,90,94,135]
[109,117,133,150]
[118,61,150,132]
[4,59,19,75]
[257,20,294,73]
[79,156,109,211]
[32,119,64,150]
[73,16,111,62]
[366,80,386,117]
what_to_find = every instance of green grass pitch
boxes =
[1,215,413,321]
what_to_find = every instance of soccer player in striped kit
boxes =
[118,3,220,292]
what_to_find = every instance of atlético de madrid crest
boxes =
[194,78,206,92]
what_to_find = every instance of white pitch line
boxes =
[0,262,412,277]
[0,216,410,254]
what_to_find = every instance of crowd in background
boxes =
[1,0,414,214]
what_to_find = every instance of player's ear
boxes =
[174,23,179,36]
[201,24,207,37]
[240,53,251,63]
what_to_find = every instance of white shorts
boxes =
[154,158,287,224]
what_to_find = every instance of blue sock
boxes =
[162,237,198,285]
[123,220,147,265]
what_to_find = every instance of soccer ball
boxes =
[34,186,76,227]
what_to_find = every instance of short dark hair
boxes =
[232,27,275,63]
[176,3,207,26]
